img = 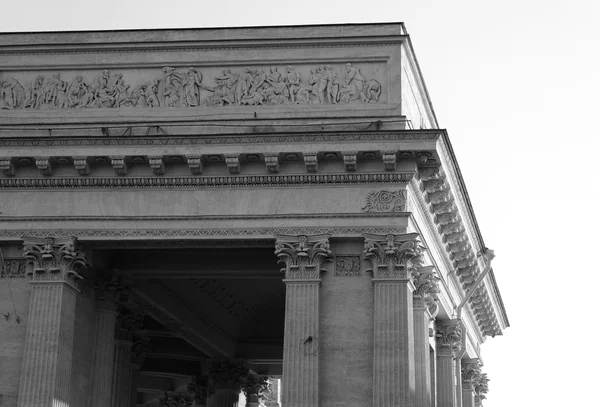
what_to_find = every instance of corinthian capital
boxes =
[274,234,332,280]
[461,359,482,388]
[22,236,88,288]
[413,265,441,307]
[435,321,463,357]
[363,233,423,280]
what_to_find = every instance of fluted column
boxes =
[17,237,88,407]
[364,233,424,407]
[461,360,481,407]
[435,321,463,407]
[89,273,120,407]
[413,266,440,407]
[275,234,332,407]
[207,358,248,407]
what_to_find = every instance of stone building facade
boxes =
[0,23,509,407]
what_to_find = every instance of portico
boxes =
[0,23,508,407]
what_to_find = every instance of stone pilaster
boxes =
[275,234,332,407]
[461,360,481,407]
[241,373,270,407]
[413,266,440,407]
[364,233,423,407]
[207,358,248,407]
[89,272,120,407]
[17,236,87,407]
[435,321,463,407]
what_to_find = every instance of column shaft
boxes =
[90,308,117,407]
[111,339,132,407]
[281,281,320,407]
[414,307,432,407]
[373,281,415,407]
[462,387,475,407]
[207,389,239,407]
[17,283,77,407]
[436,356,455,407]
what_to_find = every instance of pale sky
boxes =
[2,0,599,405]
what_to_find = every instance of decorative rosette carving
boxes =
[22,236,88,288]
[435,321,463,357]
[274,234,332,280]
[362,190,407,213]
[363,233,423,280]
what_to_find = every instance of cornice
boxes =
[0,130,443,146]
[0,172,412,189]
[411,169,501,338]
[0,226,407,240]
[0,213,410,222]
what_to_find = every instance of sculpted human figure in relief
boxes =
[0,63,382,110]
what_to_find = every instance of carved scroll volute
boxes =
[435,321,463,358]
[363,233,423,280]
[274,234,332,280]
[22,236,88,289]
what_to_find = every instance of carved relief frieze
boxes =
[0,258,26,278]
[0,63,383,111]
[363,233,423,280]
[334,256,362,277]
[275,234,332,280]
[362,190,407,213]
[22,236,88,288]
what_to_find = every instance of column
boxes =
[207,358,248,407]
[111,306,144,407]
[473,372,489,407]
[413,266,440,407]
[188,376,210,407]
[130,335,150,406]
[17,237,88,407]
[241,373,269,407]
[435,321,463,407]
[275,234,332,407]
[89,273,119,407]
[364,233,423,407]
[461,360,481,407]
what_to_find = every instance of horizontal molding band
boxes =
[0,173,413,189]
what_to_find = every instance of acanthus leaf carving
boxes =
[363,233,423,280]
[22,236,87,288]
[209,358,248,390]
[412,265,440,316]
[274,234,332,280]
[362,190,407,213]
[159,391,195,407]
[435,321,463,357]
